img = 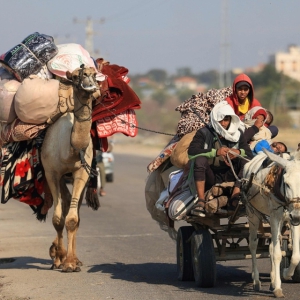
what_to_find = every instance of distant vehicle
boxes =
[102,151,114,182]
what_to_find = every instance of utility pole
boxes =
[219,0,231,88]
[73,17,105,57]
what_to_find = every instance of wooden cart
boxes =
[176,208,300,288]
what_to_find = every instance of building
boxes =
[270,45,300,82]
[173,76,198,90]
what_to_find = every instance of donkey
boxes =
[243,149,300,298]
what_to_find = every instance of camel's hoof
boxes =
[253,282,261,291]
[74,266,81,272]
[51,264,61,270]
[62,267,74,273]
[274,289,285,298]
[76,261,83,267]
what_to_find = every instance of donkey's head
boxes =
[264,149,300,226]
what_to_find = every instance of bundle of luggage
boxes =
[0,32,141,148]
[145,87,234,239]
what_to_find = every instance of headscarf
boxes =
[210,101,241,142]
[243,106,267,126]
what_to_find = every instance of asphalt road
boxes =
[0,153,299,300]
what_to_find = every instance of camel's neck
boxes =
[71,89,93,150]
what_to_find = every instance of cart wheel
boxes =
[292,264,300,282]
[177,226,195,281]
[191,229,216,288]
[280,239,300,282]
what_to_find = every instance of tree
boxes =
[196,70,219,86]
[151,88,169,105]
[176,67,193,77]
[176,88,195,102]
[147,69,168,83]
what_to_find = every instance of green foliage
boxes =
[176,67,193,77]
[176,88,195,102]
[151,88,169,105]
[196,70,219,86]
[146,69,168,83]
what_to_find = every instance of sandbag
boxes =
[0,32,58,81]
[170,130,197,169]
[0,78,20,123]
[14,77,59,124]
[47,43,105,82]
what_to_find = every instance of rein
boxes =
[69,64,99,177]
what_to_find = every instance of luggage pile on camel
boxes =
[0,32,141,149]
[0,32,141,218]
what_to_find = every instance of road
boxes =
[0,153,299,300]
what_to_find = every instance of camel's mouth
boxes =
[81,83,97,92]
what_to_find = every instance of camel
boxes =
[243,149,300,298]
[41,64,100,272]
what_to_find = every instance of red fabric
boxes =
[252,109,267,120]
[92,64,141,121]
[226,73,262,120]
[96,109,138,138]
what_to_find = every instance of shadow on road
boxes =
[0,256,52,270]
[88,262,273,298]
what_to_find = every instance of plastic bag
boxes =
[0,32,58,81]
[47,43,106,82]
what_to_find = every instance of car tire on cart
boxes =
[177,226,195,281]
[191,229,216,288]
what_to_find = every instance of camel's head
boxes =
[264,149,300,226]
[66,65,99,93]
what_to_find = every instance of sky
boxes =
[1,0,300,76]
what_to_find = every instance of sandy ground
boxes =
[113,128,300,158]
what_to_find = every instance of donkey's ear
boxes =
[66,71,72,80]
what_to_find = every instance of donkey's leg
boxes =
[248,213,262,291]
[269,210,285,298]
[62,168,89,272]
[283,225,300,280]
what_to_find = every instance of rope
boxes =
[224,150,251,182]
[94,101,176,136]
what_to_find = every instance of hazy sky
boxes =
[1,0,300,76]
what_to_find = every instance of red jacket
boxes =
[226,74,261,120]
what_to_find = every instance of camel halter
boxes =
[72,64,99,123]
[70,64,98,177]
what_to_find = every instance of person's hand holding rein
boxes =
[217,146,229,157]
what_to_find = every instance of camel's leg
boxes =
[44,171,67,269]
[62,168,89,272]
[269,210,285,298]
[283,225,300,280]
[248,212,262,291]
[73,194,84,267]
